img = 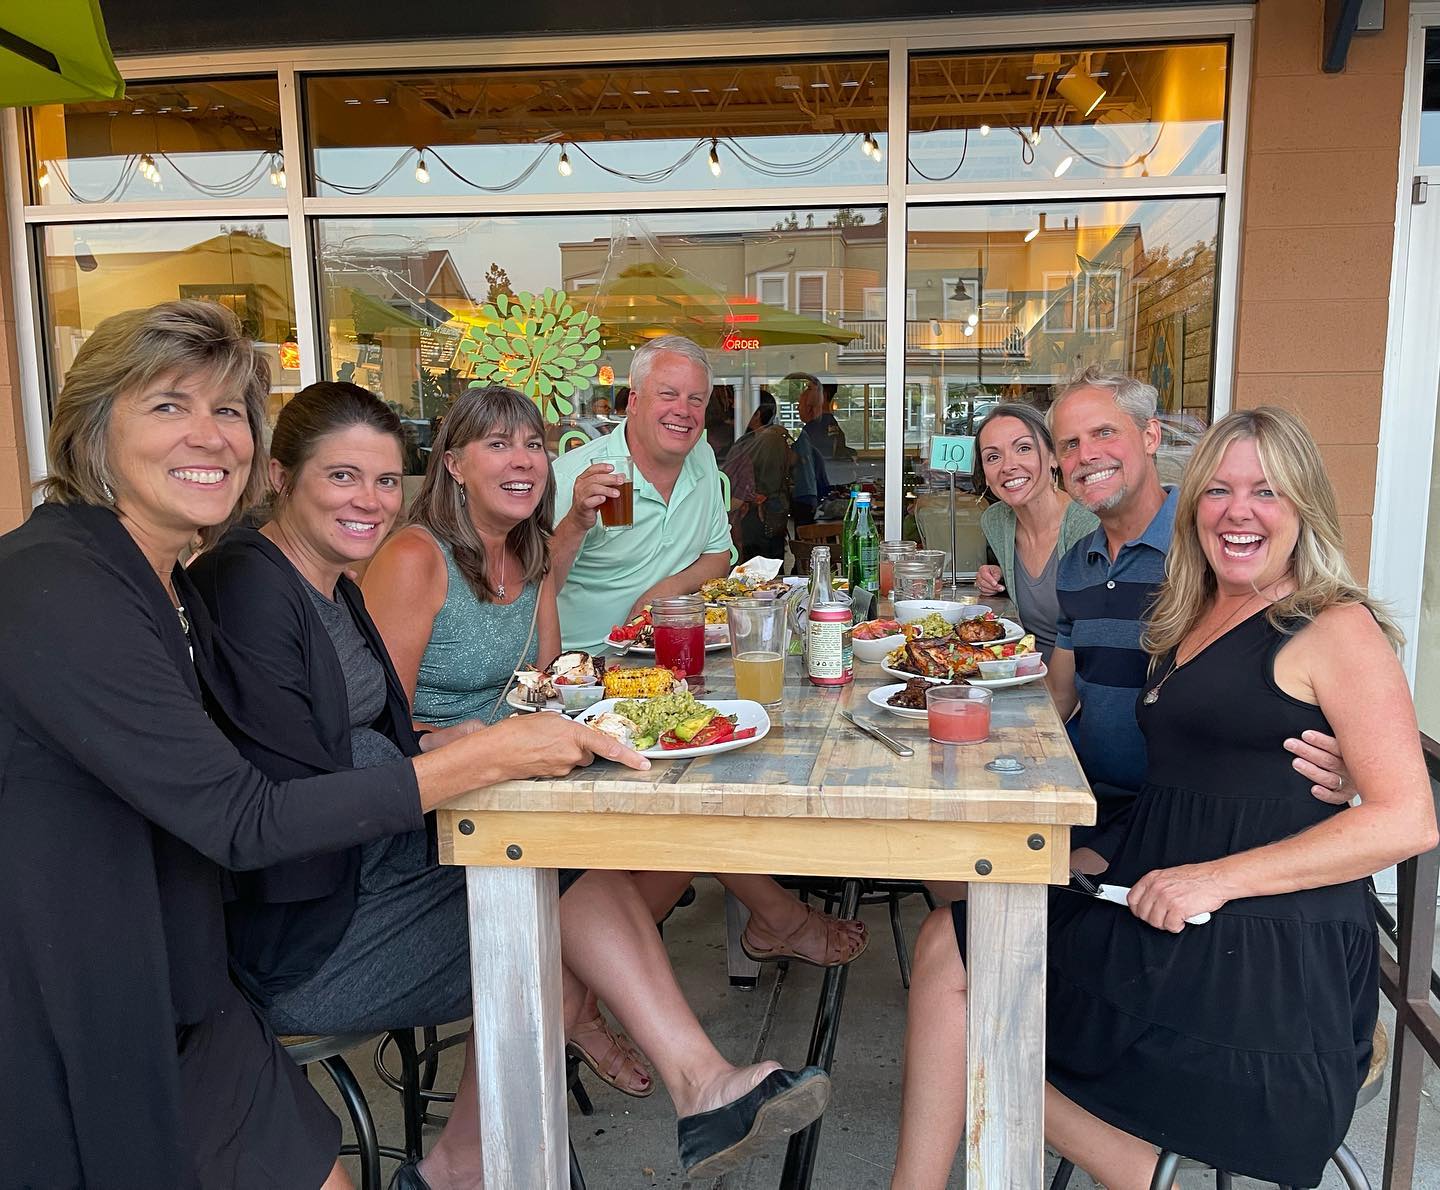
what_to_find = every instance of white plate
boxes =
[604,632,730,655]
[867,683,931,721]
[965,664,1048,690]
[505,688,575,716]
[880,659,953,685]
[576,698,770,759]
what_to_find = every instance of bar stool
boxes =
[282,1032,406,1190]
[1049,1021,1388,1190]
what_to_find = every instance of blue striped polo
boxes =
[1055,486,1178,798]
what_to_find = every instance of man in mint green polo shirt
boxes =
[552,335,734,652]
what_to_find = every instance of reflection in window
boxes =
[39,220,300,413]
[306,57,886,198]
[29,79,284,206]
[313,208,887,476]
[905,197,1221,445]
[908,42,1228,184]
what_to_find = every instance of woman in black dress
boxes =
[0,301,650,1189]
[891,406,1436,1189]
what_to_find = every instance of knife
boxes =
[839,709,914,758]
[1067,870,1211,925]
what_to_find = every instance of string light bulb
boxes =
[1029,127,1043,146]
[708,139,722,176]
[277,160,286,189]
[979,124,991,137]
[1053,155,1075,179]
[967,312,979,328]
[869,133,882,163]
[963,323,975,338]
[1024,223,1041,243]
[37,162,49,189]
[138,153,160,185]
[414,152,430,184]
[557,146,573,177]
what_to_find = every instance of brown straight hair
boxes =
[268,382,403,510]
[406,385,554,602]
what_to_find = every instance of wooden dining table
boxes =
[437,641,1094,1188]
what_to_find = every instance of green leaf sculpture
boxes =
[462,290,602,423]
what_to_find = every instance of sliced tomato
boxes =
[686,718,735,748]
[730,727,758,741]
[658,729,687,749]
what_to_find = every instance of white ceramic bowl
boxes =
[852,631,905,664]
[894,600,991,627]
[976,657,1019,680]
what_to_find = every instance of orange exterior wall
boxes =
[1233,0,1411,581]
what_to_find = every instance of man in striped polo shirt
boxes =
[1045,367,1352,858]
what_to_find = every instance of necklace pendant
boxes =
[1143,687,1160,705]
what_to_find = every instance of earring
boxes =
[100,480,115,504]
[456,481,467,505]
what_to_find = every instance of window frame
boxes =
[3,6,1254,538]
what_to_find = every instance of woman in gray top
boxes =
[974,403,1099,661]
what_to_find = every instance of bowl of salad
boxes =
[852,617,904,663]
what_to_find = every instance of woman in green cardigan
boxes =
[975,402,1098,662]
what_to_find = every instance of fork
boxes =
[1068,870,1211,926]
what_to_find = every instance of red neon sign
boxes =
[722,333,761,351]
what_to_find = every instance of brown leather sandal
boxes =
[739,904,869,967]
[566,1014,654,1098]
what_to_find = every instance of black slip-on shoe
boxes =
[388,1160,434,1190]
[677,1065,831,1178]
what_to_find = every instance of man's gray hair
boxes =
[629,335,713,393]
[1049,365,1158,433]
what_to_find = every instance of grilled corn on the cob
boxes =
[602,665,679,699]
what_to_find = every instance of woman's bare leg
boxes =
[415,1031,484,1189]
[891,906,969,1190]
[562,869,779,1117]
[1046,1086,1171,1190]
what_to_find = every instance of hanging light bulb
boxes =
[979,124,991,137]
[860,133,873,159]
[1053,155,1075,179]
[557,146,573,177]
[963,323,975,338]
[277,160,287,190]
[870,134,882,164]
[1029,127,1042,146]
[1024,223,1041,243]
[268,155,281,187]
[708,139,722,176]
[36,162,49,189]
[967,312,979,328]
[414,151,430,184]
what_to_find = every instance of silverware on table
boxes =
[1066,870,1211,925]
[839,709,914,758]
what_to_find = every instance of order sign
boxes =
[929,435,975,472]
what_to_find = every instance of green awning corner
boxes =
[0,1,125,108]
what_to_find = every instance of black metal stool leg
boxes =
[420,1025,440,1091]
[1214,1171,1233,1189]
[888,891,912,989]
[1148,1151,1181,1190]
[388,1028,426,1163]
[1049,1157,1076,1189]
[569,1140,588,1190]
[567,1051,594,1116]
[322,1054,383,1190]
[1330,1143,1372,1190]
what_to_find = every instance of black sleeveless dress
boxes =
[1046,612,1377,1186]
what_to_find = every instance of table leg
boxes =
[778,878,861,1189]
[724,889,762,987]
[465,866,568,1188]
[965,881,1047,1190]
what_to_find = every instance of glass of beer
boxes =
[598,458,635,529]
[726,597,788,707]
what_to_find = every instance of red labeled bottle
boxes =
[805,546,853,687]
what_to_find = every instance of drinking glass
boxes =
[913,549,948,582]
[893,558,938,601]
[925,685,992,744]
[726,597,788,707]
[878,540,917,601]
[652,594,706,678]
[598,457,635,529]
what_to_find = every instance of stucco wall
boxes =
[1233,0,1411,581]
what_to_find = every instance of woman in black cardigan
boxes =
[0,301,648,1189]
[189,382,832,1187]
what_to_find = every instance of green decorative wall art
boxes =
[457,289,602,424]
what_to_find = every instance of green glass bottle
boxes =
[848,492,880,594]
[838,483,861,574]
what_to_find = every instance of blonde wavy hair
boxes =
[42,300,271,547]
[1144,406,1400,659]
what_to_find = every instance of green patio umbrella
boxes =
[0,2,124,108]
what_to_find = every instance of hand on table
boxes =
[1128,863,1229,933]
[563,463,624,534]
[1284,729,1355,805]
[489,713,651,777]
[976,564,1006,597]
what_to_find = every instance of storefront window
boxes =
[903,198,1220,566]
[28,79,284,207]
[305,57,887,198]
[908,42,1227,185]
[314,207,884,478]
[39,220,301,413]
